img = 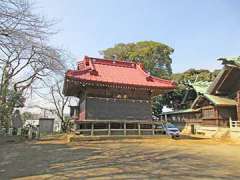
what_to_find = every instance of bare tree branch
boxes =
[49,80,70,132]
[0,0,66,128]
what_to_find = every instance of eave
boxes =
[63,76,175,97]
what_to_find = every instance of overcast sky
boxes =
[35,0,240,73]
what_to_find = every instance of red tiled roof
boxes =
[65,56,176,90]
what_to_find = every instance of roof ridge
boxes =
[85,56,135,64]
[66,69,90,76]
[135,64,175,85]
[84,56,142,68]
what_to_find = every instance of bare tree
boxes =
[50,80,71,132]
[0,0,65,128]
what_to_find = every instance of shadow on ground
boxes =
[0,136,240,180]
[177,135,210,140]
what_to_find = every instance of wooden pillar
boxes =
[8,128,13,136]
[124,121,126,136]
[91,122,94,136]
[165,114,168,122]
[17,128,22,136]
[215,108,219,127]
[152,122,155,135]
[108,121,111,136]
[28,127,32,139]
[229,117,233,128]
[237,90,240,121]
[138,122,141,135]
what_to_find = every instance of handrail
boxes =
[229,118,240,128]
[231,121,240,128]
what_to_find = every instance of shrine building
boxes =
[63,56,175,130]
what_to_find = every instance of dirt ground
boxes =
[1,135,240,180]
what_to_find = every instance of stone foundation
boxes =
[174,122,240,141]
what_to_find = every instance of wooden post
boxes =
[28,127,32,139]
[8,128,13,136]
[152,122,155,135]
[165,114,168,122]
[37,126,40,139]
[91,122,94,136]
[124,121,126,136]
[17,128,22,136]
[229,117,233,128]
[237,90,240,121]
[138,122,141,136]
[215,108,219,127]
[2,128,6,136]
[108,121,111,136]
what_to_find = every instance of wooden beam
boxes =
[216,67,234,95]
